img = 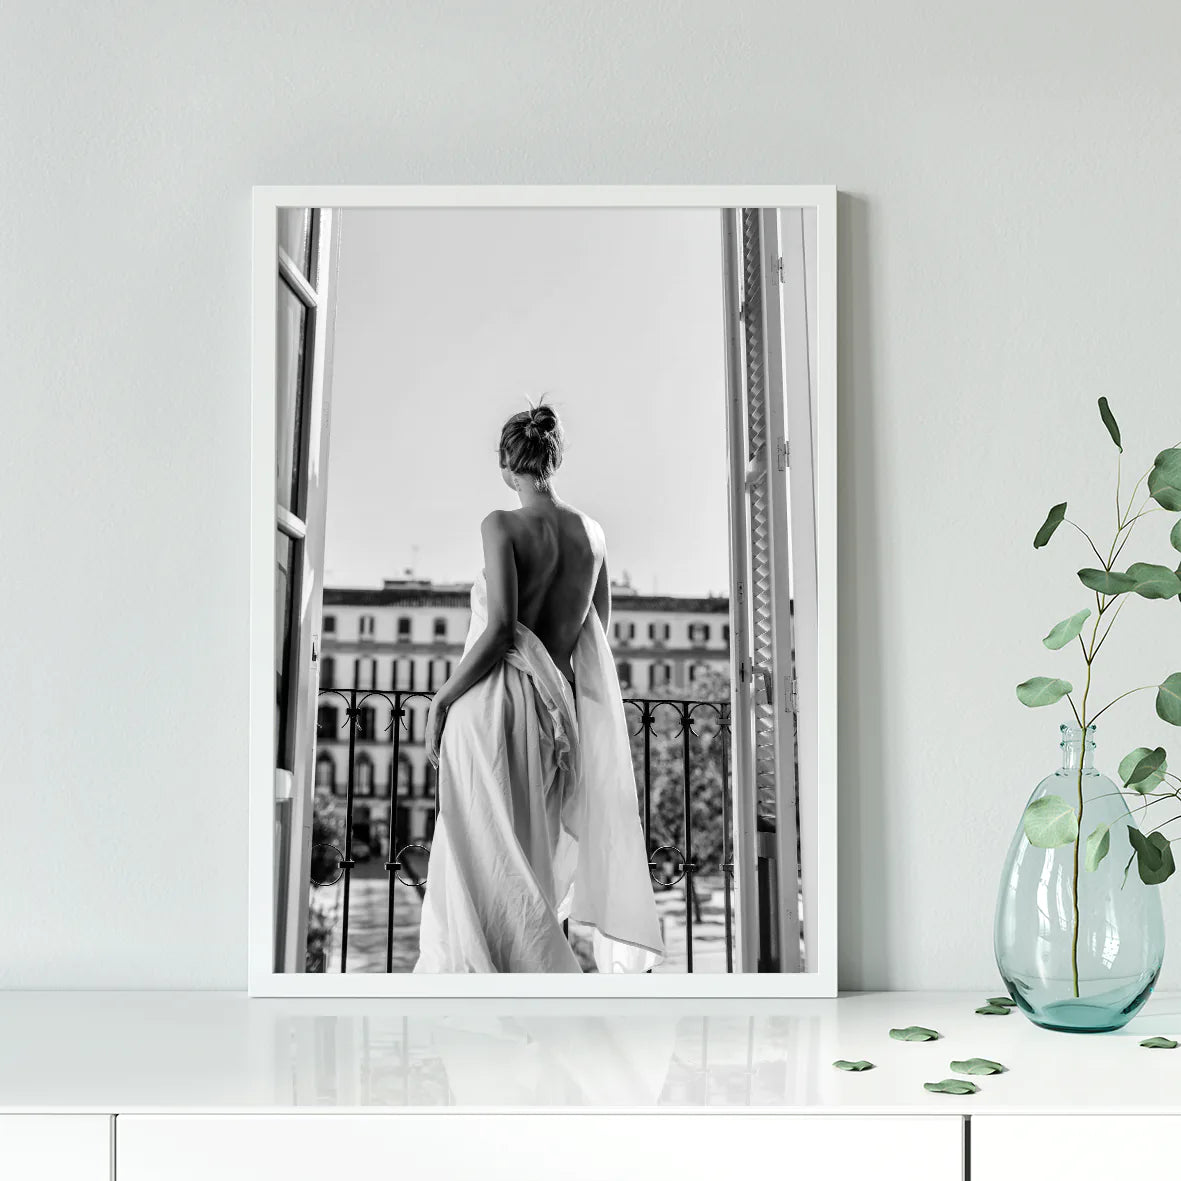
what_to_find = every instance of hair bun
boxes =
[530,405,556,434]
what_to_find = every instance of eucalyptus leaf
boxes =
[1127,826,1176,886]
[924,1078,980,1095]
[1042,608,1091,650]
[833,1059,876,1071]
[1144,831,1175,885]
[975,1004,1014,1015]
[1023,794,1079,847]
[889,1025,941,1042]
[1085,823,1111,870]
[1127,562,1181,600]
[1078,568,1137,595]
[986,997,1016,1008]
[1034,502,1067,549]
[950,1058,1007,1075]
[1157,673,1181,726]
[1171,517,1181,555]
[1098,397,1122,451]
[1149,449,1181,512]
[1126,748,1167,794]
[1120,746,1169,792]
[1016,677,1074,708]
[1140,1037,1179,1049]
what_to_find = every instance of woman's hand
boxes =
[426,691,451,768]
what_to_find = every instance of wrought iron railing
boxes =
[309,687,734,974]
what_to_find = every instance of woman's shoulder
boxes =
[577,509,606,551]
[480,508,515,538]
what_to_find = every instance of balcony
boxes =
[306,685,735,975]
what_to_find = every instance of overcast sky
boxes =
[323,206,729,597]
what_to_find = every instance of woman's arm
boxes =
[592,550,611,632]
[426,512,517,765]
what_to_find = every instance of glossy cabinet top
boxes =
[1,991,1179,1113]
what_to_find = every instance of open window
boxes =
[271,208,341,973]
[722,207,820,974]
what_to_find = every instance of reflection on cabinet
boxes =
[117,1113,963,1181]
[0,1115,110,1181]
[973,1115,1181,1179]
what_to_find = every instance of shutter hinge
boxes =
[739,658,746,683]
[777,256,785,283]
[787,676,799,714]
[776,438,789,471]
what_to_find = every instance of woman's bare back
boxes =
[500,503,604,683]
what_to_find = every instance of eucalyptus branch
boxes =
[1116,450,1123,526]
[1091,594,1131,661]
[1017,403,1181,982]
[1065,518,1108,567]
[1111,505,1166,568]
[1086,789,1179,814]
[1088,685,1156,725]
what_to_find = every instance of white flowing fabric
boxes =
[414,573,664,974]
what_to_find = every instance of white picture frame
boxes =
[250,185,838,997]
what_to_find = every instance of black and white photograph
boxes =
[257,188,836,993]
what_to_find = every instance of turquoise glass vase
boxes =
[994,724,1165,1032]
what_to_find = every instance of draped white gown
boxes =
[414,573,664,974]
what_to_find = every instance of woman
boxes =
[414,404,664,974]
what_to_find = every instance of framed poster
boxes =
[250,186,837,996]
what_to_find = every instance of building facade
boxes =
[314,577,731,861]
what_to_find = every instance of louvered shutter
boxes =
[722,208,803,972]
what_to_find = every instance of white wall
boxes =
[3,0,1181,990]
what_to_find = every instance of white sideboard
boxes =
[3,991,1181,1179]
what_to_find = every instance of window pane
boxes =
[278,208,312,275]
[275,530,298,767]
[276,279,307,512]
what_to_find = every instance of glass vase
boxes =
[994,724,1165,1033]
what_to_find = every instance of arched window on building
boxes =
[317,703,339,739]
[616,660,633,690]
[427,657,452,690]
[356,706,376,741]
[354,753,374,796]
[354,657,376,690]
[648,661,672,690]
[315,751,335,789]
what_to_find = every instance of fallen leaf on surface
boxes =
[889,1025,941,1042]
[924,1078,980,1095]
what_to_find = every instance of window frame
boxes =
[250,185,837,999]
